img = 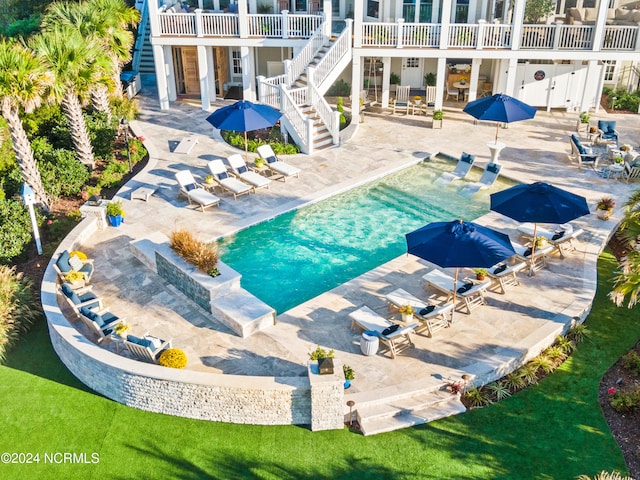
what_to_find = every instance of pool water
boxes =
[218,158,513,313]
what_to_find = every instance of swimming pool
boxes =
[218,158,514,313]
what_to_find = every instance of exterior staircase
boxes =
[258,20,353,154]
[347,381,467,436]
[132,0,154,75]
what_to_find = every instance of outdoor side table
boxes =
[131,186,156,201]
[360,331,379,356]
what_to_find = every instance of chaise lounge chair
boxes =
[486,260,527,294]
[422,269,490,314]
[207,159,253,199]
[256,145,301,181]
[53,249,94,283]
[227,154,271,190]
[459,162,502,197]
[434,152,476,187]
[512,240,555,275]
[349,306,419,358]
[124,332,172,363]
[175,170,221,211]
[517,223,584,258]
[385,288,454,337]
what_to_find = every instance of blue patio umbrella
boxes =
[406,219,516,316]
[463,93,537,144]
[490,181,590,274]
[206,100,282,161]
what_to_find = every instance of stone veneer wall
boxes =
[41,215,344,430]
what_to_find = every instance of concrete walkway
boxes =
[75,77,639,408]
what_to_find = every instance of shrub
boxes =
[567,323,590,344]
[22,104,72,150]
[609,388,640,413]
[0,199,34,265]
[0,265,40,363]
[326,79,351,96]
[170,229,219,277]
[621,350,640,376]
[503,371,526,391]
[127,137,147,165]
[486,381,511,401]
[529,355,555,375]
[555,335,575,355]
[106,201,124,217]
[308,345,335,360]
[463,386,493,408]
[110,96,140,123]
[222,131,300,155]
[85,111,117,160]
[542,345,566,366]
[158,348,188,369]
[515,363,539,386]
[31,138,89,198]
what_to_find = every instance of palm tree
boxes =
[30,28,111,169]
[609,190,640,309]
[0,40,52,211]
[42,0,140,120]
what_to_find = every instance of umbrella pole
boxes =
[528,223,538,276]
[451,268,459,325]
[244,131,249,163]
[495,122,500,144]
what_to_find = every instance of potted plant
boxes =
[113,322,130,337]
[64,270,85,289]
[577,111,590,132]
[254,158,266,169]
[596,196,615,220]
[343,364,355,389]
[474,268,488,281]
[614,155,624,164]
[205,174,215,185]
[413,95,422,106]
[398,303,414,322]
[432,110,444,129]
[309,345,335,374]
[535,236,548,249]
[620,144,632,153]
[424,72,436,87]
[106,200,125,227]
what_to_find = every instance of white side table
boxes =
[360,332,379,356]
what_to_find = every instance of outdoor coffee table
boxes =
[131,186,156,201]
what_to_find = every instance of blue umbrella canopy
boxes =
[490,182,589,224]
[463,93,537,143]
[206,101,282,160]
[406,220,516,269]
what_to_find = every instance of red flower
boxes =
[608,387,617,395]
[47,219,53,225]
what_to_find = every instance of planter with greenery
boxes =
[432,110,444,129]
[309,345,335,374]
[398,303,414,322]
[343,364,355,389]
[597,196,615,220]
[577,111,591,132]
[474,268,488,281]
[106,200,125,227]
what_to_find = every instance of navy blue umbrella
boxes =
[206,100,282,160]
[406,220,515,315]
[490,182,589,273]
[463,93,537,144]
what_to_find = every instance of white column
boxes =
[148,0,161,36]
[591,0,610,51]
[510,0,525,50]
[579,60,599,112]
[381,57,391,108]
[207,46,217,104]
[468,58,481,101]
[351,54,362,117]
[238,0,249,38]
[197,45,210,110]
[434,57,447,110]
[153,44,170,109]
[439,0,452,50]
[241,46,256,101]
[353,0,363,47]
[322,0,332,39]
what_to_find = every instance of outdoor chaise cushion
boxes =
[422,269,490,314]
[207,159,253,199]
[256,145,301,180]
[517,223,584,257]
[175,170,221,211]
[435,152,476,186]
[486,260,527,293]
[227,154,271,190]
[349,306,418,358]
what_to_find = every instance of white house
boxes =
[143,0,640,153]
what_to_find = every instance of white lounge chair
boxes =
[256,145,301,181]
[486,260,527,294]
[422,269,490,314]
[124,332,172,363]
[207,159,253,199]
[348,306,419,359]
[385,288,454,337]
[77,305,125,343]
[227,154,271,190]
[516,223,584,258]
[459,162,502,197]
[434,153,476,187]
[175,170,221,211]
[512,240,555,274]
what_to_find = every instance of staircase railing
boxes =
[131,0,149,72]
[258,74,287,109]
[311,20,351,89]
[307,80,339,146]
[279,86,310,152]
[285,25,325,86]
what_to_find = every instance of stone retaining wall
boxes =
[41,216,343,430]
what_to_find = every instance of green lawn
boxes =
[0,251,638,479]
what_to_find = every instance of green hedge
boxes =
[0,199,33,265]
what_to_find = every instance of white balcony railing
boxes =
[358,21,640,51]
[158,12,321,39]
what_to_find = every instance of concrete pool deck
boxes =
[61,78,640,432]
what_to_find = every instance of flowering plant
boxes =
[398,304,414,316]
[114,322,130,336]
[413,95,422,101]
